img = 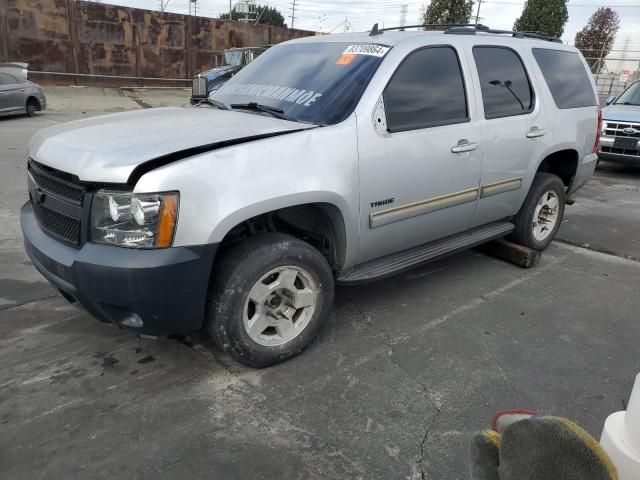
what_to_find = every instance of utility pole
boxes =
[418,4,426,24]
[290,0,297,29]
[229,0,233,20]
[159,0,170,12]
[399,4,407,30]
[475,0,482,25]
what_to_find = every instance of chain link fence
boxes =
[583,49,640,97]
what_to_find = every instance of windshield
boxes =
[211,42,390,125]
[222,50,244,67]
[615,81,640,106]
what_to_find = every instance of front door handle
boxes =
[526,127,546,138]
[451,139,479,154]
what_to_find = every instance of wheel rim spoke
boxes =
[274,317,295,339]
[248,281,275,304]
[291,288,315,309]
[247,310,270,337]
[277,268,299,290]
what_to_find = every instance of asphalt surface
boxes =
[1,111,640,480]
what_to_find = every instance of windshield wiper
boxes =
[195,98,230,110]
[230,102,296,122]
[617,102,640,106]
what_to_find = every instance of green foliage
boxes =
[423,0,474,26]
[513,0,568,38]
[220,4,285,27]
[575,8,620,73]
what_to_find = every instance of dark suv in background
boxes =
[190,47,268,104]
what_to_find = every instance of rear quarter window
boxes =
[532,48,596,109]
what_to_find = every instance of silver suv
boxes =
[21,25,600,367]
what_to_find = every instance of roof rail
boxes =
[368,22,562,43]
[445,25,562,43]
[369,23,488,36]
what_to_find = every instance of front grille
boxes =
[32,200,81,245]
[28,161,85,205]
[604,122,640,138]
[192,76,207,97]
[602,121,640,157]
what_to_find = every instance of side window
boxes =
[383,46,468,133]
[532,48,596,109]
[473,46,534,119]
[0,73,18,86]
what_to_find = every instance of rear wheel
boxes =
[510,172,566,251]
[206,233,334,368]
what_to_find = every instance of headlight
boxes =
[91,190,179,248]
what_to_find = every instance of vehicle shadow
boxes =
[597,160,640,177]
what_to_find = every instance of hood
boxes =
[201,65,239,82]
[602,104,640,123]
[30,107,313,184]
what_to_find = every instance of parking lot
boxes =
[1,101,640,479]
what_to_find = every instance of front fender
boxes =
[134,116,361,268]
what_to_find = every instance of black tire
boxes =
[26,99,38,117]
[206,233,334,368]
[510,172,566,251]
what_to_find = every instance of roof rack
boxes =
[369,23,488,36]
[368,22,562,43]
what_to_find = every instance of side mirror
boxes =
[606,96,617,105]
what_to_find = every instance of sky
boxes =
[103,0,640,71]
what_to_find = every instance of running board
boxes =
[337,222,514,284]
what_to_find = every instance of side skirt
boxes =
[337,221,514,284]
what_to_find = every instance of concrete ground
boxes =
[1,108,640,480]
[41,86,191,112]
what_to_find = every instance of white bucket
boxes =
[600,373,640,480]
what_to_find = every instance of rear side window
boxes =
[384,46,468,133]
[0,73,18,86]
[532,48,596,109]
[473,46,534,119]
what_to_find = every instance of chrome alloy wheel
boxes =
[243,266,318,347]
[532,190,560,242]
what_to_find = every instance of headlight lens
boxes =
[91,190,179,248]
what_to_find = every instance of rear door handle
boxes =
[451,140,479,154]
[526,127,546,138]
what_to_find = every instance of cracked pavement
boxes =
[1,110,640,479]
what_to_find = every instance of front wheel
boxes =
[206,233,334,368]
[26,101,38,117]
[510,172,566,251]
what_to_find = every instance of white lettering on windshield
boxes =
[216,83,323,107]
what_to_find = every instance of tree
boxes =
[423,0,474,26]
[220,4,285,27]
[513,0,568,38]
[575,8,620,73]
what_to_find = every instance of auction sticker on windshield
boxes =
[342,44,390,57]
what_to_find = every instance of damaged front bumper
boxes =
[21,202,217,335]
